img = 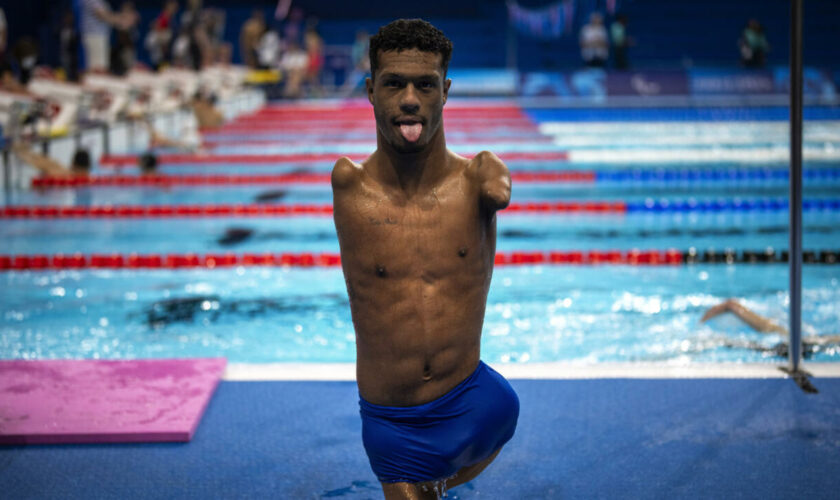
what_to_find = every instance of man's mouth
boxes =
[395,118,423,143]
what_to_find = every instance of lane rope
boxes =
[98,151,568,166]
[30,171,590,188]
[1,249,838,270]
[6,199,840,219]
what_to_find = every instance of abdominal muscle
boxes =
[351,270,488,407]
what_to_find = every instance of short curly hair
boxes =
[369,19,453,79]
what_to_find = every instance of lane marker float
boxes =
[2,249,837,271]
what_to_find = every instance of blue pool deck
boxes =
[2,365,839,499]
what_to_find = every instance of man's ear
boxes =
[366,77,374,105]
[442,78,451,105]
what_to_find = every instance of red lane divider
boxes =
[0,250,682,270]
[99,153,366,166]
[31,174,331,188]
[98,151,569,167]
[1,200,623,219]
[31,170,589,189]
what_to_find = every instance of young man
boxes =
[331,19,519,499]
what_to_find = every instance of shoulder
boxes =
[331,156,363,190]
[467,150,509,181]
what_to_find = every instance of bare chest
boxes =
[335,179,490,277]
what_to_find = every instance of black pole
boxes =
[781,0,818,393]
[788,0,803,372]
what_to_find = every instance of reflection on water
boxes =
[141,294,348,329]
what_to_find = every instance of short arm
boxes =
[700,298,788,335]
[331,156,361,192]
[474,151,511,212]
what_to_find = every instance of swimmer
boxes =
[12,141,92,179]
[332,19,518,499]
[138,152,158,176]
[701,298,840,358]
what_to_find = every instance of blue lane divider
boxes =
[625,198,840,212]
[595,167,840,183]
[526,106,840,122]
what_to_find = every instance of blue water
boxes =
[2,266,838,363]
[3,105,840,365]
[2,213,840,254]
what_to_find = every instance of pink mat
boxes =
[0,358,226,445]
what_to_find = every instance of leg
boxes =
[380,447,504,499]
[381,482,439,500]
[447,447,503,488]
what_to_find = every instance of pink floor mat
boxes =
[0,358,226,445]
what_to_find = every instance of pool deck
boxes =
[2,363,839,499]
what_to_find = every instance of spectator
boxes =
[340,29,370,96]
[145,0,178,71]
[59,10,81,82]
[79,0,132,72]
[203,8,228,66]
[0,7,6,59]
[240,9,265,68]
[279,41,307,98]
[739,19,769,68]
[180,0,211,70]
[610,14,632,70]
[303,25,324,95]
[11,37,39,85]
[110,1,140,76]
[579,12,608,68]
[255,26,281,70]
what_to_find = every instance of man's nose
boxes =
[399,84,420,114]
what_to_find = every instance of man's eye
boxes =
[384,80,400,87]
[419,82,435,89]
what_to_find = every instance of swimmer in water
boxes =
[332,19,518,499]
[12,141,92,179]
[700,298,840,358]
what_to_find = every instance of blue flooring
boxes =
[525,106,840,123]
[1,378,839,499]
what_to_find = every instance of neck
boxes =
[375,125,448,196]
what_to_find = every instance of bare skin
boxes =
[332,49,511,499]
[700,298,787,334]
[700,298,840,352]
[12,142,88,179]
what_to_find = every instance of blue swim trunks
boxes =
[359,361,519,484]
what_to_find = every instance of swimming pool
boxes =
[2,101,839,366]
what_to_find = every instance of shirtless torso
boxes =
[332,148,508,406]
[332,32,515,495]
[331,47,511,408]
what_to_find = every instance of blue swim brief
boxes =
[359,361,519,484]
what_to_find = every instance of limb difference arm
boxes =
[474,151,511,212]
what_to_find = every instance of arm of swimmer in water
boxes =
[12,142,70,178]
[474,151,511,212]
[804,334,840,345]
[700,298,788,335]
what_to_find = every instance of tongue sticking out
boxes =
[400,123,423,142]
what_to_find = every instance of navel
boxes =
[376,265,387,278]
[458,247,468,257]
[422,362,432,381]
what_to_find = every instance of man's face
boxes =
[366,49,451,153]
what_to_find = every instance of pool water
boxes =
[3,265,838,363]
[2,101,840,365]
